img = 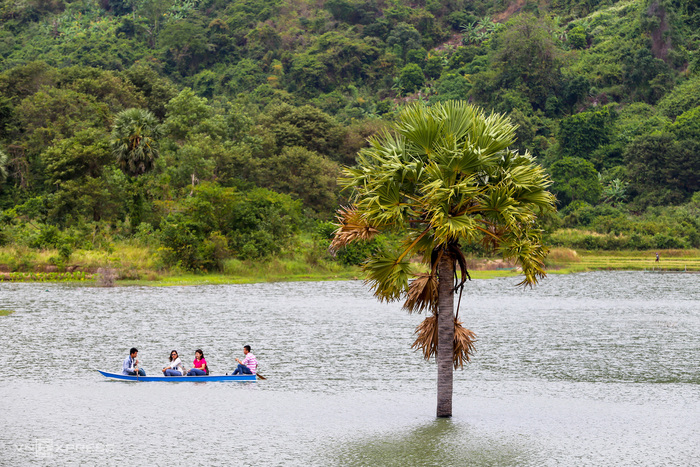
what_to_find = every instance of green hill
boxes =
[0,0,698,275]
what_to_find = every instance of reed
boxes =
[547,248,581,263]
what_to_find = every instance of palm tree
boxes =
[331,101,556,417]
[111,108,162,178]
[111,108,162,228]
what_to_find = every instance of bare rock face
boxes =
[648,1,671,63]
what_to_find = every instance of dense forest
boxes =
[0,0,698,273]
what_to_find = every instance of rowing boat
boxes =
[98,370,256,382]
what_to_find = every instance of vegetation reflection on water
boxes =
[333,419,534,466]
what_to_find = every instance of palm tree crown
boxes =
[111,108,162,177]
[331,100,556,416]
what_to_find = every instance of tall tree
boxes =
[111,108,161,227]
[331,101,555,417]
[549,157,602,207]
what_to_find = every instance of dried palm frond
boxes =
[411,315,477,369]
[403,273,438,314]
[453,320,477,369]
[412,315,439,361]
[329,205,379,252]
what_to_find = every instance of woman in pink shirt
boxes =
[186,349,208,376]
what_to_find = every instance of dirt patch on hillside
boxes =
[432,32,464,53]
[648,1,671,62]
[494,0,527,23]
[430,0,527,54]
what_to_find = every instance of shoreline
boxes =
[1,248,698,286]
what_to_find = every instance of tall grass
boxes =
[0,243,159,279]
[221,256,358,281]
[546,248,581,263]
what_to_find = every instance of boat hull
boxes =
[98,370,256,382]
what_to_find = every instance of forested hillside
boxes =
[0,0,698,273]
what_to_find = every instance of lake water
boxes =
[1,271,698,466]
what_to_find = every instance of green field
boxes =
[546,248,700,273]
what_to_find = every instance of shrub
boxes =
[399,63,425,93]
[199,232,230,271]
[334,239,380,266]
[316,221,337,240]
[158,214,204,271]
[652,233,688,250]
[29,224,62,249]
[568,26,587,49]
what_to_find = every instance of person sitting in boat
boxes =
[162,350,185,376]
[122,347,146,376]
[186,349,208,376]
[232,345,257,375]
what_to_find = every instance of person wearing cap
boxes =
[232,345,257,375]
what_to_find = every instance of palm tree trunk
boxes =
[436,252,454,417]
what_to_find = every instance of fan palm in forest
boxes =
[331,101,556,417]
[111,108,162,178]
[111,108,162,227]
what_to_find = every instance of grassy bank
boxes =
[0,243,364,285]
[1,245,698,285]
[546,248,700,273]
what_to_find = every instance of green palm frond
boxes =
[395,103,442,155]
[481,186,520,224]
[513,189,557,213]
[363,249,414,302]
[435,100,477,141]
[432,212,478,244]
[498,230,549,286]
[451,145,487,176]
[400,229,440,266]
[467,111,517,155]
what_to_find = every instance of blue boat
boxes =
[98,370,257,382]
